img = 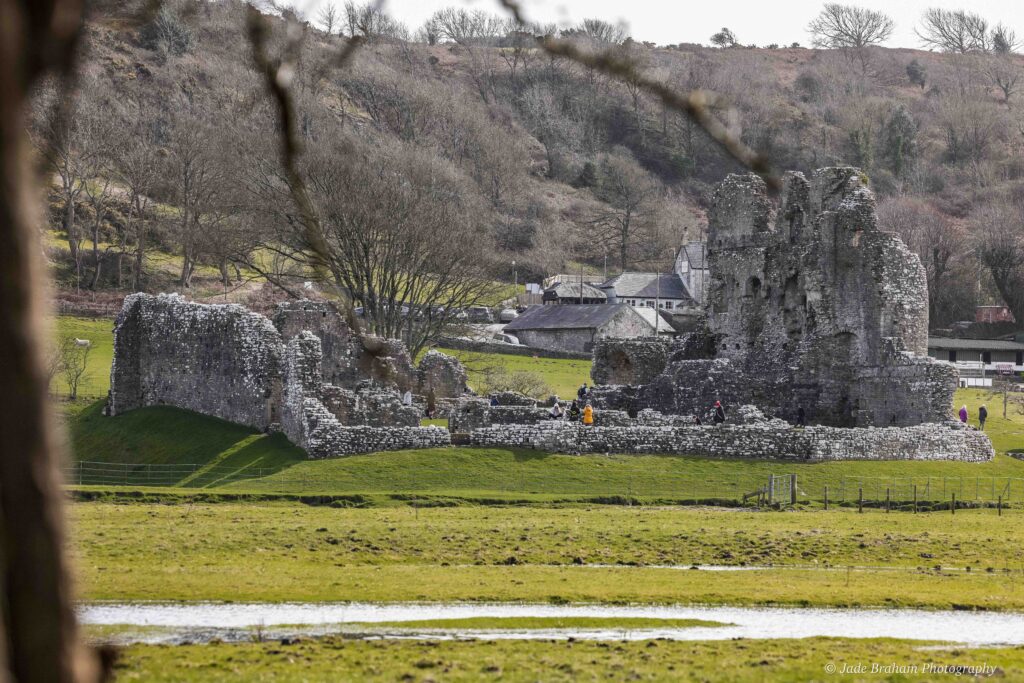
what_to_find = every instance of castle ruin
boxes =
[593,167,959,428]
[108,294,451,457]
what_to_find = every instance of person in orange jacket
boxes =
[582,402,594,426]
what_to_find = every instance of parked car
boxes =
[465,306,494,323]
[493,332,520,345]
[498,308,518,323]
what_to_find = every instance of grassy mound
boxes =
[68,401,304,487]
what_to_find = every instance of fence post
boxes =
[951,492,956,515]
[998,495,1002,517]
[913,485,917,514]
[768,475,774,506]
[885,488,890,513]
[790,474,797,506]
[858,488,863,514]
[824,485,829,511]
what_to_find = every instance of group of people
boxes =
[958,403,988,431]
[549,384,595,425]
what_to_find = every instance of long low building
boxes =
[503,303,655,353]
[927,336,1024,385]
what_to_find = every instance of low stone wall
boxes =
[435,337,590,360]
[450,401,631,432]
[468,421,993,461]
[306,422,451,459]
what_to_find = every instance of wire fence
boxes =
[63,461,1024,508]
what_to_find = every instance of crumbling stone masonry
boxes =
[590,338,671,386]
[594,168,960,428]
[469,420,993,462]
[109,293,283,430]
[109,294,453,457]
[417,350,467,398]
[281,331,447,458]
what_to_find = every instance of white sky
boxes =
[296,0,1024,49]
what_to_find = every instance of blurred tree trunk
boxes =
[0,1,106,681]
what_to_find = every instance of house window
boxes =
[948,350,957,362]
[1017,351,1023,365]
[983,351,992,364]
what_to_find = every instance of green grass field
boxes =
[433,346,592,397]
[53,317,114,399]
[70,502,1024,609]
[109,636,1024,683]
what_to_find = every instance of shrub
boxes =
[139,6,193,56]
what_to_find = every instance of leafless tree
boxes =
[938,88,1008,172]
[917,8,990,54]
[57,335,91,400]
[588,152,663,271]
[877,197,967,325]
[317,2,339,35]
[982,54,1020,104]
[973,199,1024,325]
[807,4,894,73]
[33,77,109,288]
[565,18,629,46]
[342,1,407,41]
[165,110,235,287]
[991,23,1020,54]
[245,114,501,354]
[109,96,161,291]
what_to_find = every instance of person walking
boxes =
[713,400,726,424]
[582,402,594,426]
[958,404,968,424]
[979,404,988,431]
[577,383,588,401]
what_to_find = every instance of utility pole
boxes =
[512,260,517,306]
[579,262,584,305]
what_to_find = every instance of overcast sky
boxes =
[295,0,1024,49]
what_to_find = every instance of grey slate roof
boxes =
[543,282,607,301]
[504,303,642,331]
[599,272,693,301]
[928,337,1024,351]
[681,241,707,269]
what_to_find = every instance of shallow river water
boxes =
[80,602,1024,646]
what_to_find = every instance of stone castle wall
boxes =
[109,293,283,430]
[110,294,455,458]
[469,421,993,462]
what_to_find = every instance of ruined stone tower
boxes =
[596,167,957,427]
